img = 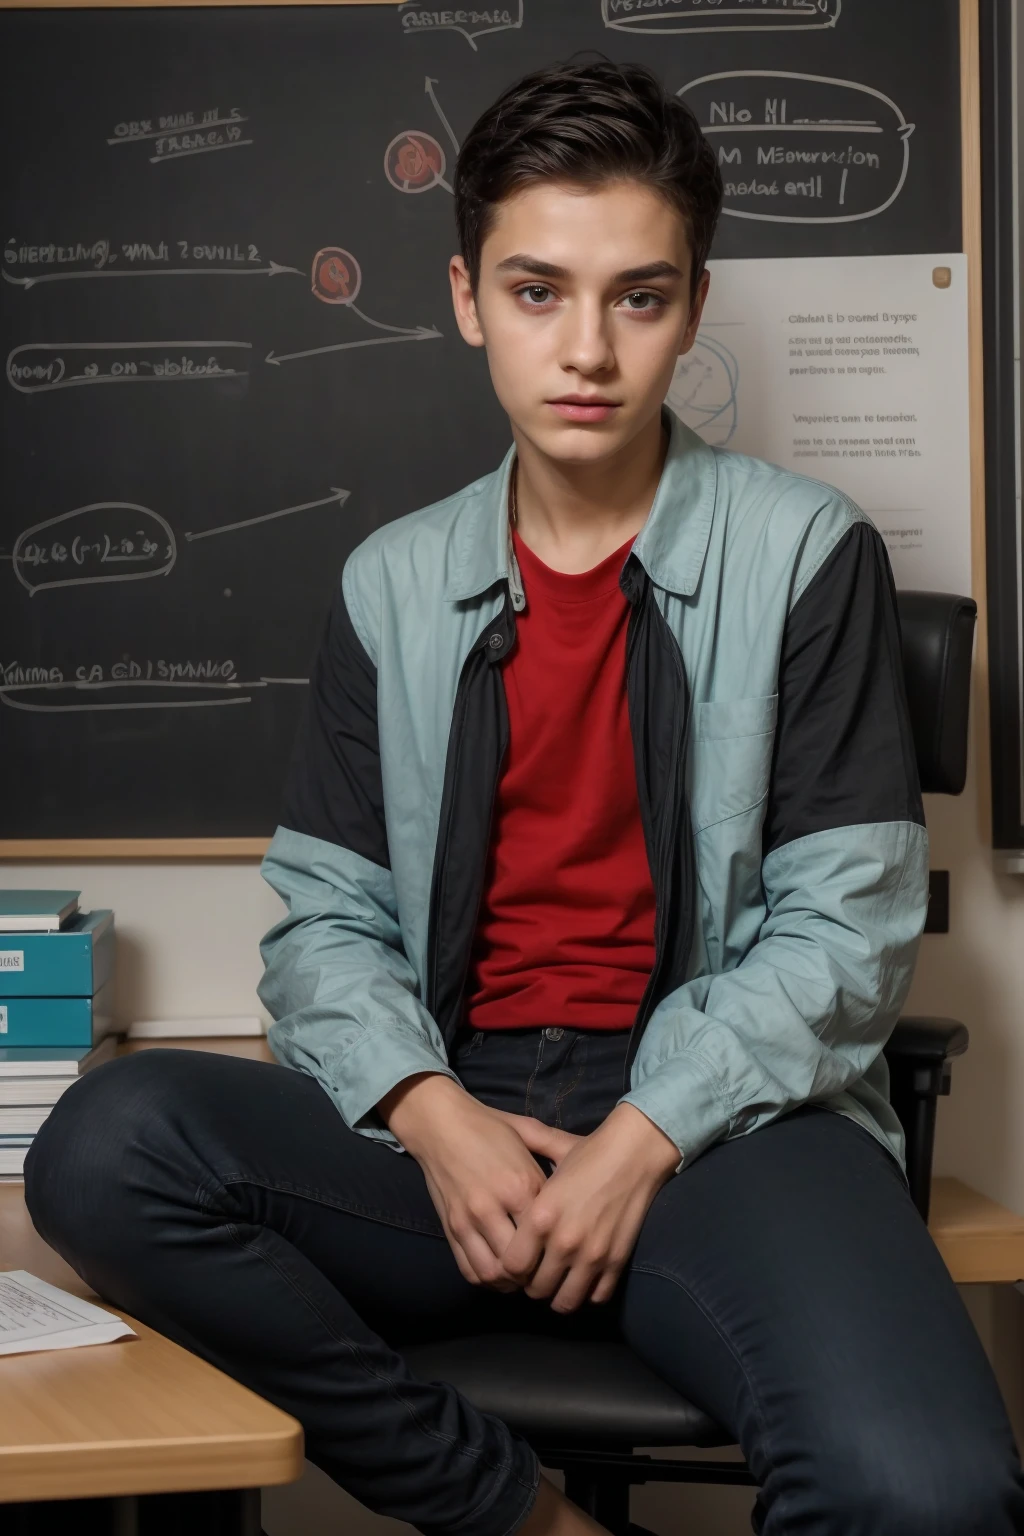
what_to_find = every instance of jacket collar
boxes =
[442,407,718,604]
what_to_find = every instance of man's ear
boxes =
[678,268,712,358]
[449,255,486,348]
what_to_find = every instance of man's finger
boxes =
[497,1111,580,1162]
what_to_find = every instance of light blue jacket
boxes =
[258,409,928,1174]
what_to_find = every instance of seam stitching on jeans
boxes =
[523,1038,545,1119]
[627,1260,778,1479]
[551,1051,586,1129]
[443,1438,539,1536]
[215,1174,446,1237]
[224,1220,512,1478]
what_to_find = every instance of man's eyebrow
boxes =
[493,255,570,278]
[615,261,684,284]
[492,255,684,284]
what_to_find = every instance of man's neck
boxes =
[511,411,668,575]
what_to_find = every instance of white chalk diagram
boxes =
[385,80,460,199]
[398,1,523,50]
[603,0,840,33]
[678,71,915,226]
[666,332,740,447]
[0,490,349,711]
[267,244,442,364]
[2,256,441,379]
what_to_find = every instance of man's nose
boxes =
[559,299,615,375]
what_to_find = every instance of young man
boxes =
[26,60,1024,1536]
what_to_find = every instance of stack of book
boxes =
[0,891,118,1182]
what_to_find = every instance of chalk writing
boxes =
[0,659,259,714]
[6,342,252,395]
[3,238,300,288]
[604,0,840,32]
[678,72,914,224]
[107,108,251,163]
[398,3,522,49]
[12,504,176,595]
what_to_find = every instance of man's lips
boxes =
[547,397,622,422]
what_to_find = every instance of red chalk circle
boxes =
[311,247,362,305]
[384,130,446,193]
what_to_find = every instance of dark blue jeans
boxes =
[24,1025,1024,1536]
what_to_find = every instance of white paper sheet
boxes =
[0,1270,136,1355]
[668,254,972,592]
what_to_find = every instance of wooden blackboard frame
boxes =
[980,0,1023,858]
[0,0,988,860]
[0,0,402,8]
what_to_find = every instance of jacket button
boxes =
[488,633,504,650]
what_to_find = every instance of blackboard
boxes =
[0,0,963,847]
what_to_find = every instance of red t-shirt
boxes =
[463,526,657,1032]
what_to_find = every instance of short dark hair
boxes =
[454,59,723,301]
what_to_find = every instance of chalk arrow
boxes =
[266,328,442,365]
[425,77,460,155]
[347,303,441,338]
[185,487,350,541]
[2,261,302,290]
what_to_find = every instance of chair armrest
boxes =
[883,1017,969,1224]
[886,1016,970,1063]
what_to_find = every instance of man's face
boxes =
[450,179,708,466]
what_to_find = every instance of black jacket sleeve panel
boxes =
[279,574,390,869]
[763,521,925,858]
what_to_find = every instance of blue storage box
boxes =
[0,911,114,998]
[0,979,115,1048]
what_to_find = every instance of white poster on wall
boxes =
[668,253,972,592]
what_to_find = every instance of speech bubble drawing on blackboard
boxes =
[604,0,840,32]
[398,2,524,51]
[678,71,914,224]
[12,504,176,596]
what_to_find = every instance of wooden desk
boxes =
[928,1177,1024,1284]
[0,1090,303,1525]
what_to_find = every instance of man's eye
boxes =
[622,291,661,311]
[520,285,553,305]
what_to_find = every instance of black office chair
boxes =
[403,590,979,1533]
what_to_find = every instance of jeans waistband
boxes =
[450,1025,633,1138]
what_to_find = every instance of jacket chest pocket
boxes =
[690,694,779,833]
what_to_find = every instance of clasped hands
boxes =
[390,1076,680,1316]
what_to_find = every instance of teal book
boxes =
[0,891,80,932]
[0,981,114,1048]
[0,912,114,998]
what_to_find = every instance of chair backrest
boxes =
[896,591,977,795]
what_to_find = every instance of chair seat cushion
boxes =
[402,1333,733,1449]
